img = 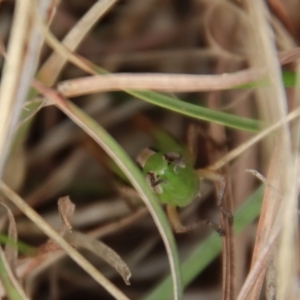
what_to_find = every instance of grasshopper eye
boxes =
[146,172,167,194]
[163,152,186,173]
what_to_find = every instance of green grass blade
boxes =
[127,90,261,132]
[0,234,35,256]
[282,71,299,87]
[0,252,26,300]
[143,186,263,300]
[91,66,261,133]
[52,97,183,300]
[235,71,299,89]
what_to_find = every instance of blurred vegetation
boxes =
[0,1,300,300]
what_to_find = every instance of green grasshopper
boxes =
[135,121,230,236]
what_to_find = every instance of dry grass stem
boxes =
[0,181,130,300]
[1,1,300,299]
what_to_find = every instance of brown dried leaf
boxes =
[57,196,75,233]
[37,196,75,255]
[64,231,131,285]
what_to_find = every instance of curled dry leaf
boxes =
[35,196,131,285]
[58,196,75,234]
[37,196,75,253]
[57,196,131,285]
[64,231,131,285]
